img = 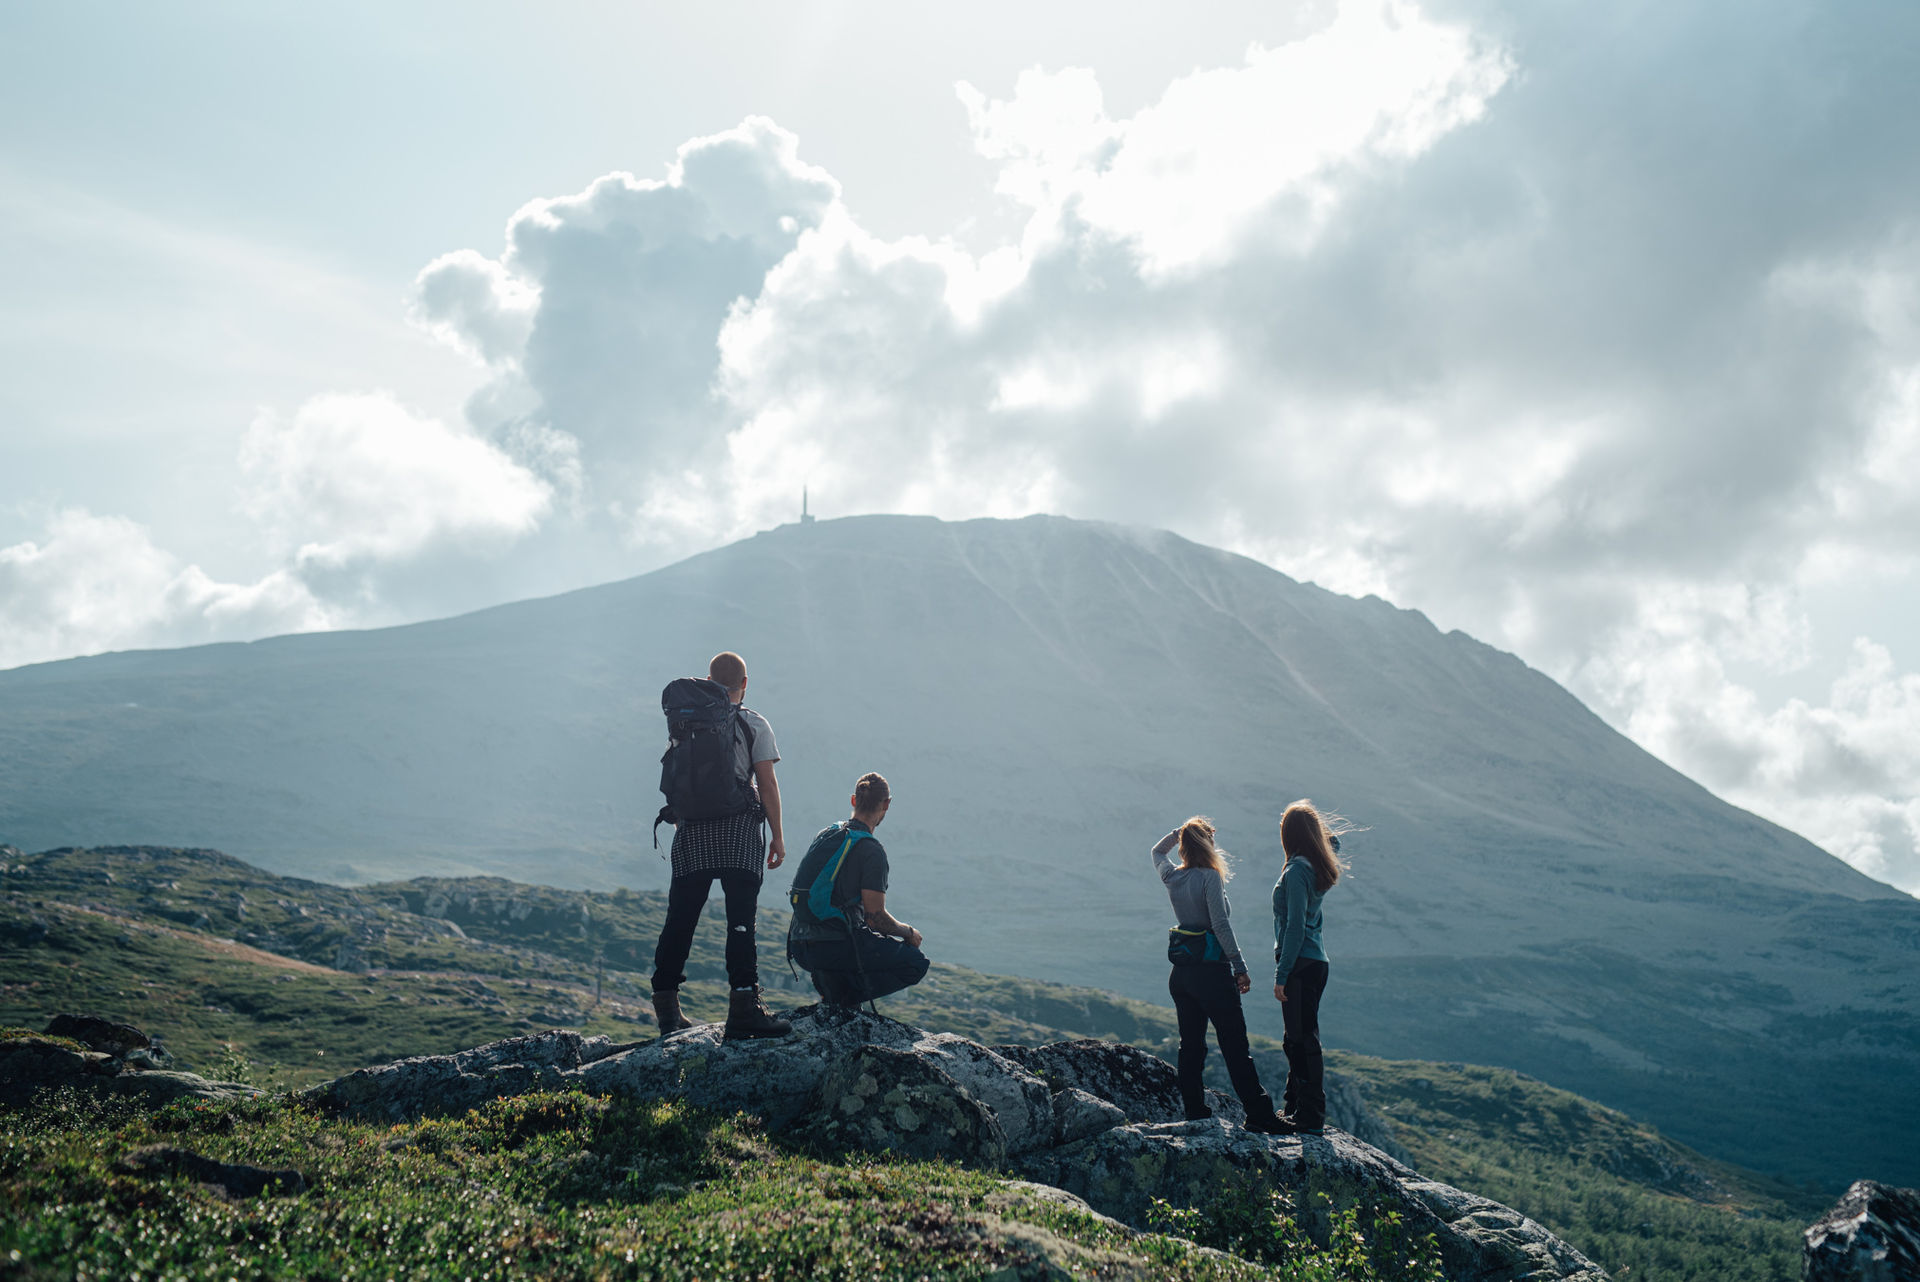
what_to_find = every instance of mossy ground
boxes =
[0,1089,1439,1282]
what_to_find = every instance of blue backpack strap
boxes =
[807,824,869,923]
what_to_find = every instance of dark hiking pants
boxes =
[792,930,930,1007]
[651,869,762,993]
[1168,963,1275,1122]
[1280,958,1330,1123]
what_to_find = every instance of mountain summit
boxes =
[2,514,1914,1186]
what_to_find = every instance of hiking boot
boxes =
[1243,1108,1289,1134]
[1182,1106,1214,1122]
[1267,1112,1326,1136]
[651,989,694,1034]
[724,987,792,1040]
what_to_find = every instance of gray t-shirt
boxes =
[734,706,779,797]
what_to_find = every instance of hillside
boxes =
[1,515,1914,1189]
[1,846,1820,1282]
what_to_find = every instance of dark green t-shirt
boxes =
[789,820,890,939]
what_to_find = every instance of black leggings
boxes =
[651,869,762,992]
[1281,959,1330,1121]
[1167,964,1275,1121]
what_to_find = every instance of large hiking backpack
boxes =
[653,677,758,846]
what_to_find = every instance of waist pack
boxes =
[1167,925,1227,966]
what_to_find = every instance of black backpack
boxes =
[653,677,758,846]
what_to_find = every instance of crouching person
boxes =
[788,772,929,1008]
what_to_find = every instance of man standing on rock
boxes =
[650,651,791,1040]
[786,771,929,1008]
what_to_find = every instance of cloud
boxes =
[239,392,553,572]
[959,1,1513,273]
[410,116,841,496]
[0,509,332,670]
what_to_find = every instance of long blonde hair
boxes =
[1279,800,1348,893]
[1177,816,1232,881]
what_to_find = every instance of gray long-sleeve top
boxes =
[1152,830,1247,976]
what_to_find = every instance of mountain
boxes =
[1,514,1915,1188]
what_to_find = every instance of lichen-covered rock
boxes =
[1805,1180,1920,1282]
[579,1006,1058,1154]
[307,1029,630,1123]
[797,1043,1006,1164]
[1017,1121,1608,1282]
[992,1039,1242,1125]
[1051,1087,1128,1145]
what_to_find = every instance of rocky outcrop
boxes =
[0,1016,259,1109]
[307,1029,634,1124]
[309,1005,1607,1281]
[1805,1181,1920,1282]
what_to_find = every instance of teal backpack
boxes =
[790,823,871,930]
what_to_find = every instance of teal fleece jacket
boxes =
[1272,856,1328,986]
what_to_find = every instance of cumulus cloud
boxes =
[0,510,332,669]
[238,391,552,572]
[410,116,840,498]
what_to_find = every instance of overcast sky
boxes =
[4,0,1918,893]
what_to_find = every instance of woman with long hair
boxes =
[1152,816,1284,1133]
[1271,799,1346,1135]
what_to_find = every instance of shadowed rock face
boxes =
[1805,1181,1920,1282]
[115,1146,305,1199]
[306,1006,1608,1282]
[0,1016,258,1110]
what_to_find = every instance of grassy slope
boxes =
[1,847,1820,1280]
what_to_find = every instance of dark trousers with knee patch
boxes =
[651,869,761,992]
[1280,958,1330,1124]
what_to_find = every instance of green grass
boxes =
[0,1089,1445,1282]
[2,846,1825,1280]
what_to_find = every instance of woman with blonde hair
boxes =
[1271,800,1347,1135]
[1152,816,1284,1133]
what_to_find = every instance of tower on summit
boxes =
[800,487,816,525]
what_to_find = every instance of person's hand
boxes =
[766,835,787,870]
[1235,972,1251,995]
[905,927,924,950]
[1274,984,1286,1003]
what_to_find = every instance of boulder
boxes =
[1017,1121,1607,1282]
[1805,1180,1920,1282]
[43,1013,149,1057]
[115,1145,306,1198]
[306,1029,632,1123]
[1,1026,257,1109]
[796,1043,1006,1164]
[578,1006,1058,1154]
[993,1039,1240,1124]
